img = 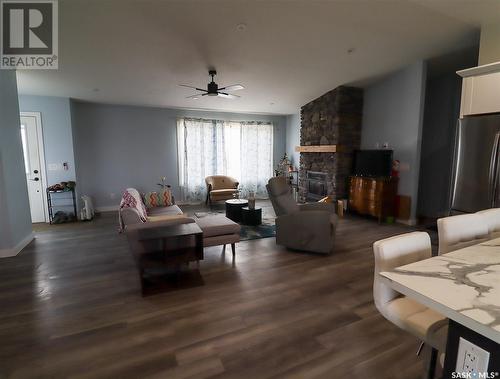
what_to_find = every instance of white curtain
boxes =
[177,118,273,202]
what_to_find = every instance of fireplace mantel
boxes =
[295,145,337,153]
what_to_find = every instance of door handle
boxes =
[489,132,500,206]
[493,135,500,207]
[449,120,462,215]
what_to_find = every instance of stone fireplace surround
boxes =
[299,86,363,201]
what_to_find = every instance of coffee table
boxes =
[241,207,262,226]
[137,222,203,252]
[225,199,248,222]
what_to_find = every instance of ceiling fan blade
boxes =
[218,84,244,92]
[186,94,201,99]
[218,92,240,99]
[179,84,207,92]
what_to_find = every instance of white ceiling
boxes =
[16,0,499,115]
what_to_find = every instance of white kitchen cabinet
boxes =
[458,62,500,117]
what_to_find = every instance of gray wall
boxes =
[417,47,478,220]
[0,71,32,253]
[285,113,301,168]
[18,95,76,186]
[361,61,427,222]
[71,101,286,209]
[416,74,460,219]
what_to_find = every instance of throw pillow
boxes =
[143,192,160,208]
[158,188,173,206]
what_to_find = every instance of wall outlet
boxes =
[456,337,490,374]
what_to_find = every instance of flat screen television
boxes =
[352,149,393,177]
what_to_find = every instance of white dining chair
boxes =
[437,214,490,255]
[476,208,500,239]
[373,231,448,379]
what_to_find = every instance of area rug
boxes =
[193,211,276,241]
[239,218,276,241]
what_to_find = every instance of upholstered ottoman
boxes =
[194,215,241,256]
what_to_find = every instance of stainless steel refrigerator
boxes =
[450,113,500,213]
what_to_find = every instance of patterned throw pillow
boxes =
[158,188,173,206]
[143,192,160,208]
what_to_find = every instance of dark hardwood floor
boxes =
[0,213,435,378]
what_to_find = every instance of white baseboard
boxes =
[0,232,35,258]
[396,218,417,226]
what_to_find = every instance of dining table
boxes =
[380,237,500,378]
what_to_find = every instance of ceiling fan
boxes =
[179,70,244,99]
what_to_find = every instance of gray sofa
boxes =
[119,188,240,254]
[266,177,338,254]
[119,188,186,228]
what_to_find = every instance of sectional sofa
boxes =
[119,188,241,255]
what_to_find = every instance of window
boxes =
[177,118,273,202]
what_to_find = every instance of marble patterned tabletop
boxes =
[380,237,500,344]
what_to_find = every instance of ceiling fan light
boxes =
[180,70,243,100]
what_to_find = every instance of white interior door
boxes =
[20,114,47,223]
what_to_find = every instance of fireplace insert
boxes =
[306,171,328,201]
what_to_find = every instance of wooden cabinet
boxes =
[348,176,398,222]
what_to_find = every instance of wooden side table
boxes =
[241,207,262,226]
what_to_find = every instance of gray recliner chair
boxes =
[266,177,338,254]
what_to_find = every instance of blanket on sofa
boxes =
[118,188,148,232]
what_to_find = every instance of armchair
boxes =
[205,175,239,206]
[266,177,338,254]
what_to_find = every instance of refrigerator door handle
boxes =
[448,120,461,215]
[489,132,500,207]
